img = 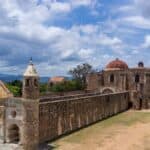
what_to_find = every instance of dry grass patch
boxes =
[50,111,150,150]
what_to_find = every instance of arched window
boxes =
[135,74,140,83]
[110,74,114,83]
[25,79,30,86]
[34,79,38,87]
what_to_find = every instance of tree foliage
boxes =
[49,80,82,92]
[40,83,48,93]
[69,63,93,88]
[6,80,22,97]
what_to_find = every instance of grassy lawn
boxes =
[50,111,150,150]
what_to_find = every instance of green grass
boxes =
[99,111,150,127]
[51,111,150,148]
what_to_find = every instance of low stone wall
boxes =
[40,91,102,102]
[40,90,88,98]
[39,92,129,143]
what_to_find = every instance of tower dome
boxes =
[22,58,39,99]
[24,59,38,77]
[105,58,128,70]
[138,61,144,68]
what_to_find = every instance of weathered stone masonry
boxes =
[2,98,39,150]
[39,92,129,143]
[0,60,135,150]
[1,91,129,150]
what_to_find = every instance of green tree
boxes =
[6,80,22,97]
[40,83,48,93]
[49,80,82,92]
[69,63,93,89]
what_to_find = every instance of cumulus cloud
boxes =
[116,0,150,30]
[121,16,150,29]
[0,0,148,76]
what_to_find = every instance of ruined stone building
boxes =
[0,59,149,150]
[86,58,150,109]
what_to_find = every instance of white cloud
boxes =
[116,0,150,30]
[143,35,150,48]
[0,0,148,76]
[78,48,93,59]
[134,0,150,18]
[70,0,92,7]
[42,1,71,13]
[99,35,122,46]
[120,16,150,29]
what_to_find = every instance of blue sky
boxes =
[0,0,150,76]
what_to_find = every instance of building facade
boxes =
[86,58,150,109]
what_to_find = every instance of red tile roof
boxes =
[106,58,128,70]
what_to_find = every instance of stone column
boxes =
[21,100,39,150]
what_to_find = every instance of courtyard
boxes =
[49,111,150,150]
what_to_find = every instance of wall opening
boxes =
[25,79,30,86]
[7,124,20,144]
[102,88,113,94]
[139,98,142,110]
[128,101,133,109]
[34,79,38,87]
[135,74,140,83]
[110,74,114,83]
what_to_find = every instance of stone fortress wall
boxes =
[2,59,149,150]
[39,91,129,143]
[1,91,129,150]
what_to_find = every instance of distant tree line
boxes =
[6,63,94,96]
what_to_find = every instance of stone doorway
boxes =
[7,124,20,144]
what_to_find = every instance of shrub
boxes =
[49,80,82,92]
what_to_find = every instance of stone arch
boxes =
[34,79,38,87]
[101,87,114,94]
[6,124,20,144]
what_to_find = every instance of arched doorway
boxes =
[7,124,20,143]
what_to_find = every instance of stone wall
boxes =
[86,73,100,91]
[3,98,39,150]
[40,90,88,98]
[39,92,129,143]
[86,70,128,93]
[21,100,39,150]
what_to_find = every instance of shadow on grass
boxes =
[38,110,129,148]
[38,143,58,150]
[39,110,150,148]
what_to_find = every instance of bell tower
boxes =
[22,58,39,99]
